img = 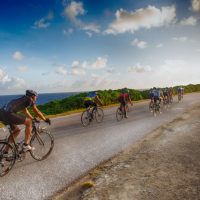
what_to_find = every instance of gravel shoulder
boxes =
[51,102,200,200]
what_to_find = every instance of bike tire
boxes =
[81,110,90,127]
[30,129,54,161]
[95,108,104,123]
[116,107,123,121]
[0,141,16,177]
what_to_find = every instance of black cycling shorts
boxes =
[118,96,126,106]
[84,100,97,108]
[2,112,26,130]
[149,93,154,99]
[163,92,168,96]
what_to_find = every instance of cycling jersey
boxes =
[152,90,159,97]
[164,89,168,93]
[119,94,129,98]
[84,93,96,101]
[3,95,34,113]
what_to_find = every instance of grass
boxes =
[82,180,95,189]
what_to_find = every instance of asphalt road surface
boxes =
[0,93,200,200]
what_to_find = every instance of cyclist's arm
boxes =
[23,108,34,120]
[31,105,46,121]
[95,95,103,105]
[128,96,133,105]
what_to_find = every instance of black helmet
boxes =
[93,91,97,95]
[26,90,38,97]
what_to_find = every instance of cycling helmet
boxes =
[93,91,97,95]
[125,90,129,94]
[26,90,38,97]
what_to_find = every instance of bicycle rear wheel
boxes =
[0,142,16,177]
[116,107,123,121]
[30,130,54,161]
[81,111,91,126]
[95,108,104,123]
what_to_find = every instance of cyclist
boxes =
[157,88,164,104]
[177,86,184,99]
[149,88,154,110]
[163,87,169,103]
[84,91,103,117]
[168,87,173,103]
[118,90,133,118]
[0,90,51,154]
[152,87,161,105]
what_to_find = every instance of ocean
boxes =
[0,92,80,108]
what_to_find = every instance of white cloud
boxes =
[131,38,147,49]
[190,0,200,12]
[128,63,152,73]
[0,68,27,91]
[56,67,68,75]
[82,24,100,33]
[64,1,100,33]
[180,16,197,25]
[86,32,92,37]
[16,66,28,72]
[156,43,163,48]
[106,68,115,73]
[86,57,107,69]
[12,51,24,60]
[173,36,188,41]
[70,69,86,76]
[104,5,176,34]
[63,28,73,35]
[65,1,86,25]
[34,11,54,28]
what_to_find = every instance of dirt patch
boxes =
[51,103,200,200]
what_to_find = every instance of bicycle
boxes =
[81,106,104,127]
[116,103,130,121]
[149,100,154,112]
[163,96,169,110]
[178,93,183,102]
[0,119,54,177]
[152,101,161,117]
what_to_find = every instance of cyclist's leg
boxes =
[24,118,32,145]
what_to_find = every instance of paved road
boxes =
[0,93,200,200]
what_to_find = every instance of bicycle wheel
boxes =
[30,129,54,161]
[149,102,153,112]
[95,108,104,123]
[116,107,123,121]
[178,94,181,102]
[0,142,16,177]
[81,111,91,126]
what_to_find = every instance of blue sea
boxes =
[0,92,80,108]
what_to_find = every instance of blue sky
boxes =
[0,0,200,95]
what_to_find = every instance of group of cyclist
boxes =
[0,86,184,156]
[149,86,184,108]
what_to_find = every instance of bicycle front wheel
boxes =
[0,142,16,177]
[116,107,123,121]
[81,111,90,126]
[95,108,104,123]
[30,130,54,161]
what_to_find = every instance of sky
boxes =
[0,0,200,95]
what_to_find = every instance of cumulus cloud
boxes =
[180,16,197,25]
[85,57,107,69]
[63,28,73,35]
[173,36,188,41]
[104,5,176,34]
[16,66,28,72]
[0,68,27,91]
[64,1,100,33]
[131,38,147,48]
[190,0,200,12]
[128,63,152,73]
[70,69,86,76]
[106,68,115,73]
[56,67,68,75]
[12,51,24,60]
[33,11,54,28]
[65,1,85,25]
[156,43,163,48]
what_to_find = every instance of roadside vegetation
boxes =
[0,83,199,126]
[33,83,200,117]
